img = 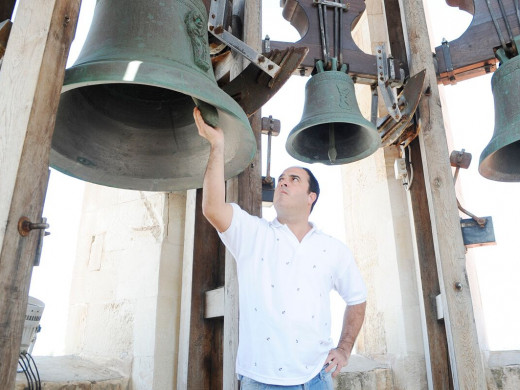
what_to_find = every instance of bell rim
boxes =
[286,116,381,165]
[62,60,250,126]
[479,138,520,182]
[53,61,256,191]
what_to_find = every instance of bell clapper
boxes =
[328,123,337,164]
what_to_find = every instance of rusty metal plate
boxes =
[378,69,426,147]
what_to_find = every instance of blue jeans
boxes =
[239,367,332,390]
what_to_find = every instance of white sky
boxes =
[24,0,520,356]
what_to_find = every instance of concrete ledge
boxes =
[334,355,393,390]
[15,355,129,390]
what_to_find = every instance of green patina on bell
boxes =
[52,0,255,191]
[479,47,520,182]
[286,61,380,165]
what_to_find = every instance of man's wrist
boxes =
[336,342,353,355]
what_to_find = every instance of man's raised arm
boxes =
[193,107,233,232]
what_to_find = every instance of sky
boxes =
[22,0,519,356]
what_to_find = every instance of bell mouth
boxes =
[479,139,520,182]
[287,121,380,165]
[51,61,256,191]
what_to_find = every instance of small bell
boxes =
[286,60,380,165]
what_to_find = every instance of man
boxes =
[194,107,367,389]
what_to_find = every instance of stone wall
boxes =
[64,185,186,389]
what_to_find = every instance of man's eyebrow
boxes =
[278,173,301,180]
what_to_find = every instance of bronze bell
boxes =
[479,52,520,181]
[286,61,380,165]
[51,0,255,191]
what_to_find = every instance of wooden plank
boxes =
[407,139,453,390]
[382,4,453,387]
[221,1,262,389]
[0,0,81,388]
[177,189,197,389]
[223,176,240,390]
[398,0,487,388]
[187,189,225,390]
[434,0,519,84]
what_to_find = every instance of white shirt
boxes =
[218,203,367,385]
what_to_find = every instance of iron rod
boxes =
[334,1,339,61]
[317,3,328,61]
[496,0,514,43]
[515,0,520,28]
[339,0,343,64]
[323,3,330,62]
[485,0,508,50]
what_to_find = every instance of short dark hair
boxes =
[301,167,320,212]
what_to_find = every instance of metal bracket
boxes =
[377,69,426,148]
[208,0,281,79]
[450,150,487,227]
[313,0,349,9]
[261,116,281,206]
[376,44,402,122]
[435,294,444,320]
[441,38,456,84]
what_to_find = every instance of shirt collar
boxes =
[270,218,319,233]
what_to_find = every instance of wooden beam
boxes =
[398,0,487,388]
[177,189,197,389]
[407,139,453,390]
[0,0,80,388]
[187,189,225,390]
[382,1,453,387]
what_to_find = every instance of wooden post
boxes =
[0,0,80,388]
[397,0,487,388]
[381,0,453,387]
[187,190,226,389]
[222,1,262,388]
[407,138,453,390]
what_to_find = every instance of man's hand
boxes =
[193,107,224,147]
[324,347,350,378]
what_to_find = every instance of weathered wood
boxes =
[269,0,407,84]
[398,0,487,388]
[0,0,81,388]
[220,1,263,388]
[176,189,196,389]
[382,3,453,387]
[408,139,454,390]
[223,177,240,390]
[434,0,519,84]
[187,189,225,390]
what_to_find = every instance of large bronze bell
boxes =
[286,63,380,165]
[479,52,520,181]
[51,0,255,191]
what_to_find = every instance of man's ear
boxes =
[308,192,317,205]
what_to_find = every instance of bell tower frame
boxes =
[0,0,494,389]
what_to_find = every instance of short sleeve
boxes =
[218,203,264,265]
[333,246,367,305]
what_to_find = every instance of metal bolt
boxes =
[455,282,462,290]
[18,217,50,237]
[63,16,70,26]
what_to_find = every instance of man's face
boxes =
[273,167,316,215]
